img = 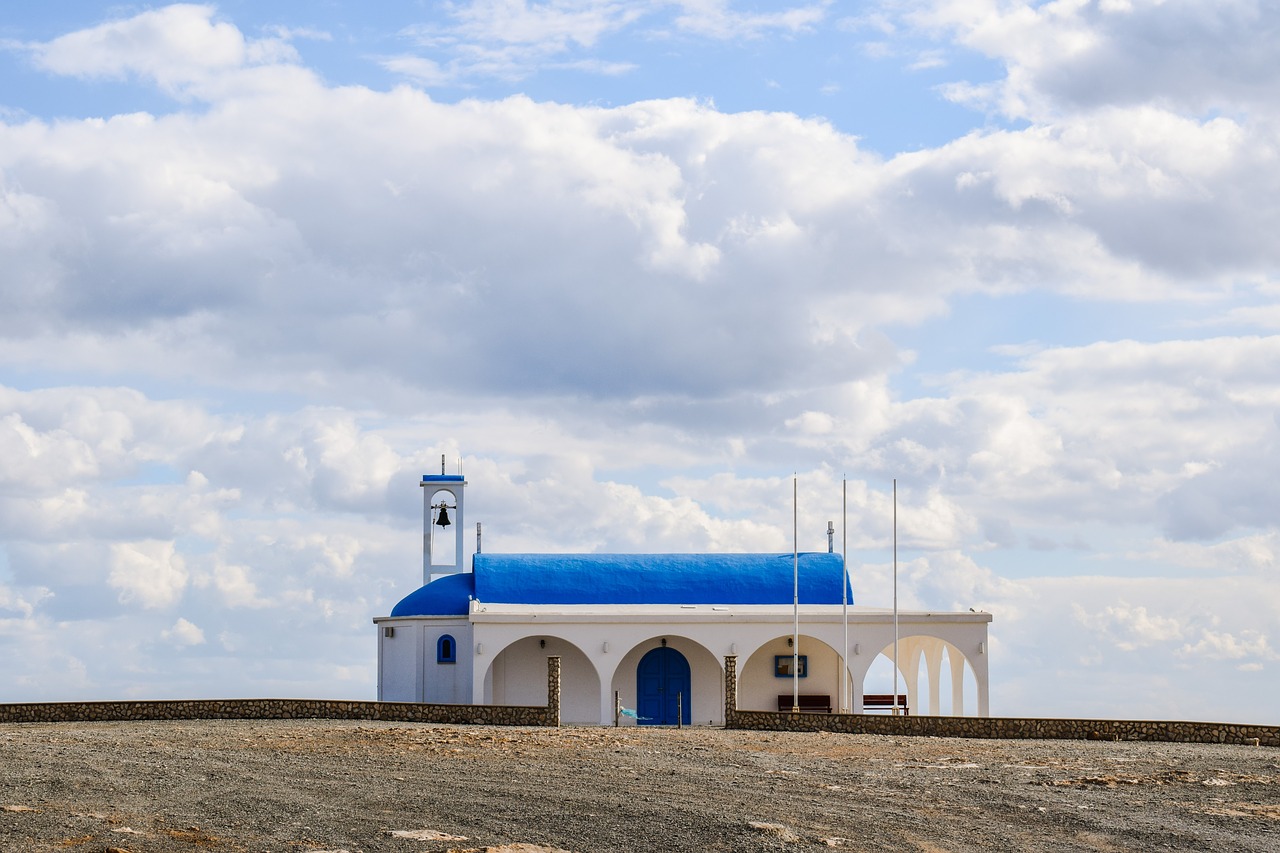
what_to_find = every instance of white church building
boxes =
[374,472,992,725]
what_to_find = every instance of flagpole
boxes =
[893,478,899,715]
[792,473,800,714]
[841,477,848,714]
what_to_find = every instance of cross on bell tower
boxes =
[421,454,467,584]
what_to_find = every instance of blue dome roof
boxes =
[388,553,852,616]
[474,552,851,606]
[390,572,474,616]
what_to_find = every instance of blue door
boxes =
[636,646,691,726]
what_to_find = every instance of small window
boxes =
[774,655,807,678]
[437,634,457,664]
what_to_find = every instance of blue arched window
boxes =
[436,634,457,664]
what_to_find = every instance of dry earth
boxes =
[2,719,1278,852]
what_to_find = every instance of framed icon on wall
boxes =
[774,655,808,678]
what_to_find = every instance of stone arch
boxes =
[482,634,600,724]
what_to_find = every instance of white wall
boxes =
[423,623,473,704]
[376,618,471,703]
[378,622,420,702]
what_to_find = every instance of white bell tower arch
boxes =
[421,456,466,584]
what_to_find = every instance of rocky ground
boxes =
[1,719,1278,852]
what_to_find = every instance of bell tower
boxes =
[421,455,466,584]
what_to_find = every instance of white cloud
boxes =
[1130,533,1280,573]
[212,561,268,609]
[23,4,300,97]
[109,540,189,608]
[379,54,450,86]
[162,616,206,646]
[1178,628,1276,662]
[902,0,1280,121]
[1074,601,1187,651]
[0,585,51,619]
[851,335,1280,546]
[6,13,1278,416]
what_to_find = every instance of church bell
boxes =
[434,504,452,528]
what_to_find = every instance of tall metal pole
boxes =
[792,473,800,714]
[893,478,899,715]
[841,478,848,714]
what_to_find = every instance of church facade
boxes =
[374,472,992,725]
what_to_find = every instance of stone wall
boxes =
[0,659,561,728]
[722,656,1279,747]
[546,654,561,727]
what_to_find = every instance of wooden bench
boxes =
[862,693,909,715]
[777,694,832,713]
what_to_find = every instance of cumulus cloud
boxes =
[814,335,1280,551]
[211,561,268,609]
[1074,601,1187,651]
[22,4,299,96]
[1178,628,1275,662]
[162,616,206,646]
[5,2,1277,425]
[109,540,189,608]
[0,585,51,619]
[1130,533,1280,574]
[5,76,1274,419]
[904,0,1280,120]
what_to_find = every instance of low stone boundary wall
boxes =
[722,656,1277,747]
[0,659,562,728]
[726,709,1280,747]
[0,698,555,727]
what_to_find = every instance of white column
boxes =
[963,632,991,718]
[594,654,620,726]
[949,647,966,716]
[924,642,943,716]
[471,632,488,706]
[901,641,923,715]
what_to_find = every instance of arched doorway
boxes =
[636,646,691,726]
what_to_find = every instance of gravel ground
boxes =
[2,719,1278,852]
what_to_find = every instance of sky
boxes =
[0,1,1276,724]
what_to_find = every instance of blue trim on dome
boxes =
[472,552,852,606]
[390,572,474,616]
